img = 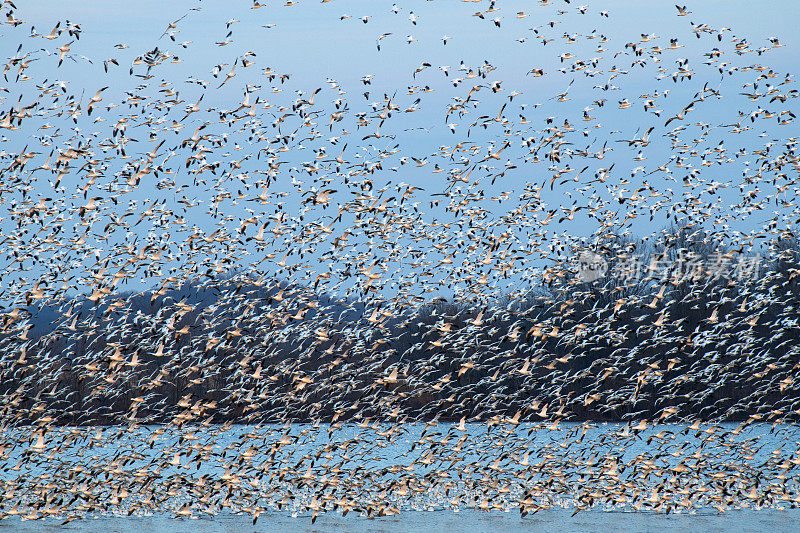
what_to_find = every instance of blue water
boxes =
[2,508,800,533]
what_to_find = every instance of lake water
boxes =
[2,508,800,533]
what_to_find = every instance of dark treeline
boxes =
[2,228,800,425]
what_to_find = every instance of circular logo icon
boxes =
[577,251,608,282]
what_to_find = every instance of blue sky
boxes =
[0,0,797,304]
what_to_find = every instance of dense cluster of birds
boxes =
[0,0,799,523]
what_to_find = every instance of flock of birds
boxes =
[0,0,799,523]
